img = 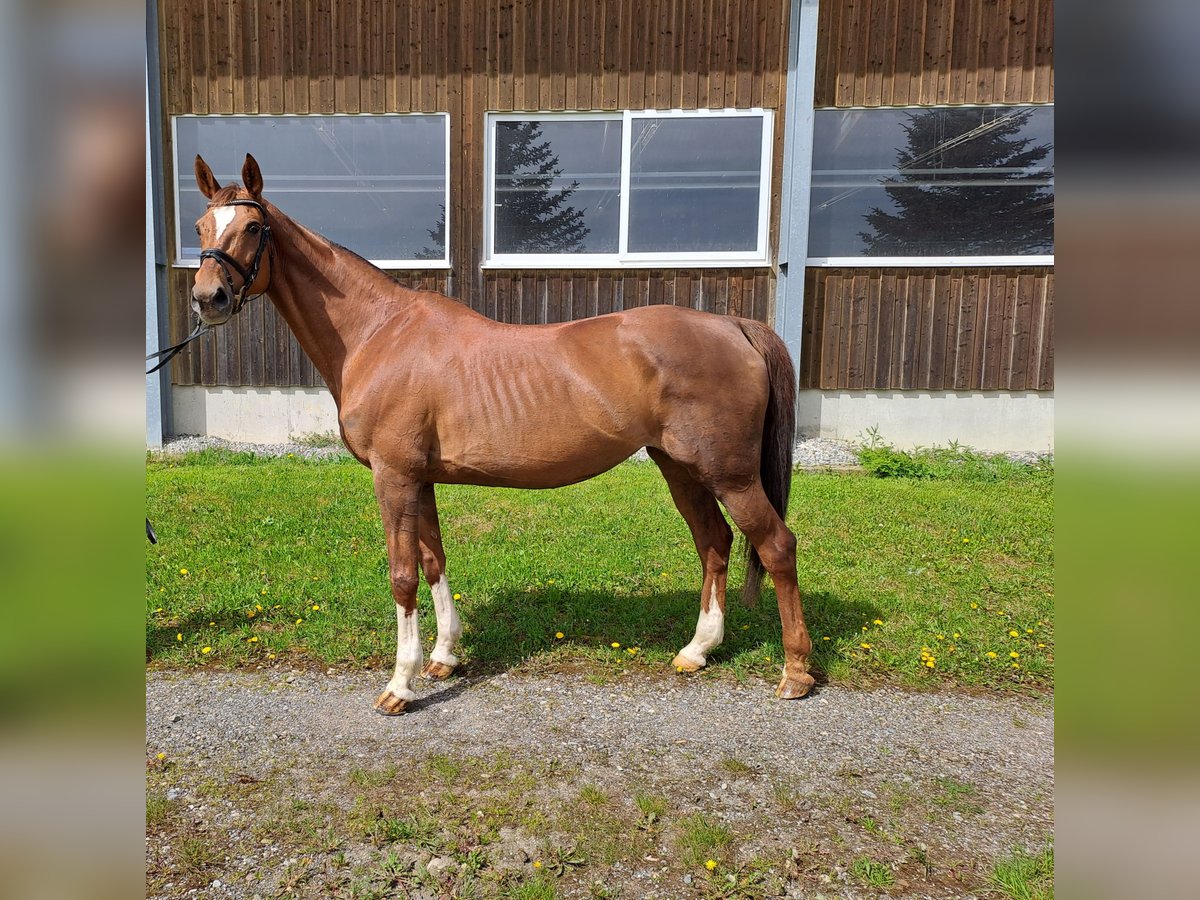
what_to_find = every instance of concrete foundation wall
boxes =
[172,385,1054,453]
[172,385,340,444]
[797,389,1054,452]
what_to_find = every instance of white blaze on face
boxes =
[385,607,422,702]
[212,205,236,241]
[430,575,463,668]
[677,582,725,667]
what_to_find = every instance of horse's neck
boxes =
[262,202,400,403]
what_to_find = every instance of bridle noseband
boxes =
[199,198,274,316]
[147,198,274,375]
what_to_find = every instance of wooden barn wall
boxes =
[813,0,1054,107]
[800,268,1054,391]
[158,0,790,387]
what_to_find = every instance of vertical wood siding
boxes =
[159,0,790,386]
[814,0,1054,107]
[800,268,1054,391]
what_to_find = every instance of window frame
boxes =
[805,103,1054,268]
[171,112,452,270]
[483,108,775,269]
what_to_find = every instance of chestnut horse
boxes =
[189,154,814,714]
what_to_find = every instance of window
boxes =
[172,114,450,267]
[807,105,1054,265]
[485,110,773,267]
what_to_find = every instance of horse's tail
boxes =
[736,319,796,605]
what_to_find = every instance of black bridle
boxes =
[146,199,274,375]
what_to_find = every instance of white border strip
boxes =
[809,256,1054,267]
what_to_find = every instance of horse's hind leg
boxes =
[648,449,734,672]
[715,481,816,699]
[417,484,462,679]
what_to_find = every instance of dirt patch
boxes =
[147,670,1052,898]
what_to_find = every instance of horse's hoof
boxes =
[671,653,704,673]
[421,660,455,680]
[776,672,816,699]
[373,690,411,715]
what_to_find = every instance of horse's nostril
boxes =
[212,286,229,307]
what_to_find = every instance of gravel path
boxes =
[156,434,865,469]
[146,669,1053,898]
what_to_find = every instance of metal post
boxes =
[146,0,170,445]
[775,0,820,373]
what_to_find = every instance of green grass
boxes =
[848,855,894,888]
[146,453,1052,690]
[989,846,1054,900]
[676,813,734,868]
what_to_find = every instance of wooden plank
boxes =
[900,270,923,390]
[708,0,729,107]
[940,269,963,391]
[861,270,881,386]
[577,0,596,109]
[979,273,1006,390]
[657,0,676,110]
[1036,274,1053,389]
[1019,0,1041,102]
[862,0,891,106]
[996,271,1019,388]
[1034,0,1053,102]
[601,0,620,109]
[952,270,977,390]
[551,0,568,109]
[165,0,183,113]
[762,0,784,106]
[818,272,842,389]
[916,0,944,105]
[1007,271,1034,389]
[626,0,645,108]
[834,0,860,106]
[564,0,580,110]
[812,0,834,106]
[927,270,951,389]
[845,273,868,389]
[1005,0,1030,102]
[188,2,208,113]
[870,270,892,389]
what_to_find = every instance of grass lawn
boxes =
[146,451,1052,691]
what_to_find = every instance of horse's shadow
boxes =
[450,584,883,688]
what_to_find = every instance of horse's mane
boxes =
[207,184,242,207]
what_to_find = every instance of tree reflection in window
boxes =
[858,108,1053,256]
[494,121,590,254]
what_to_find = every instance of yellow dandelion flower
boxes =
[1009,629,1019,637]
[953,632,960,639]
[453,593,462,601]
[312,604,320,611]
[201,646,212,654]
[267,653,276,660]
[155,607,163,613]
[860,643,872,650]
[986,651,998,659]
[926,659,936,668]
[970,602,979,609]
[1012,662,1020,669]
[936,634,945,640]
[247,636,258,643]
[1010,651,1020,658]
[661,571,669,577]
[156,752,166,760]
[742,625,750,630]
[997,610,1006,616]
[296,618,303,625]
[705,859,718,871]
[179,568,188,575]
[261,589,268,595]
[862,626,868,632]
[611,642,621,649]
[1026,628,1034,633]
[764,656,771,663]
[962,538,970,543]
[873,618,884,625]
[547,579,555,585]
[555,631,564,639]
[532,860,542,869]
[676,665,684,673]
[1037,642,1046,648]
[256,604,262,611]
[822,636,830,641]
[209,621,215,626]
[247,610,256,618]
[176,633,182,641]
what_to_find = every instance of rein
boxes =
[146,199,274,376]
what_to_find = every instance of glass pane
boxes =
[493,119,621,254]
[809,106,1054,257]
[627,115,764,254]
[175,115,447,262]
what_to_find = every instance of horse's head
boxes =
[191,154,274,325]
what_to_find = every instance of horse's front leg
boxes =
[418,484,461,680]
[371,470,424,716]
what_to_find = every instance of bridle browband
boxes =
[146,198,274,375]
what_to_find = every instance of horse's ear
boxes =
[242,153,264,199]
[194,155,220,199]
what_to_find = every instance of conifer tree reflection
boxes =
[494,122,590,253]
[859,108,1053,256]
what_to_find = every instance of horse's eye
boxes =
[247,222,260,235]
[195,224,201,235]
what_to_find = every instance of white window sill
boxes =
[173,259,454,271]
[807,256,1054,267]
